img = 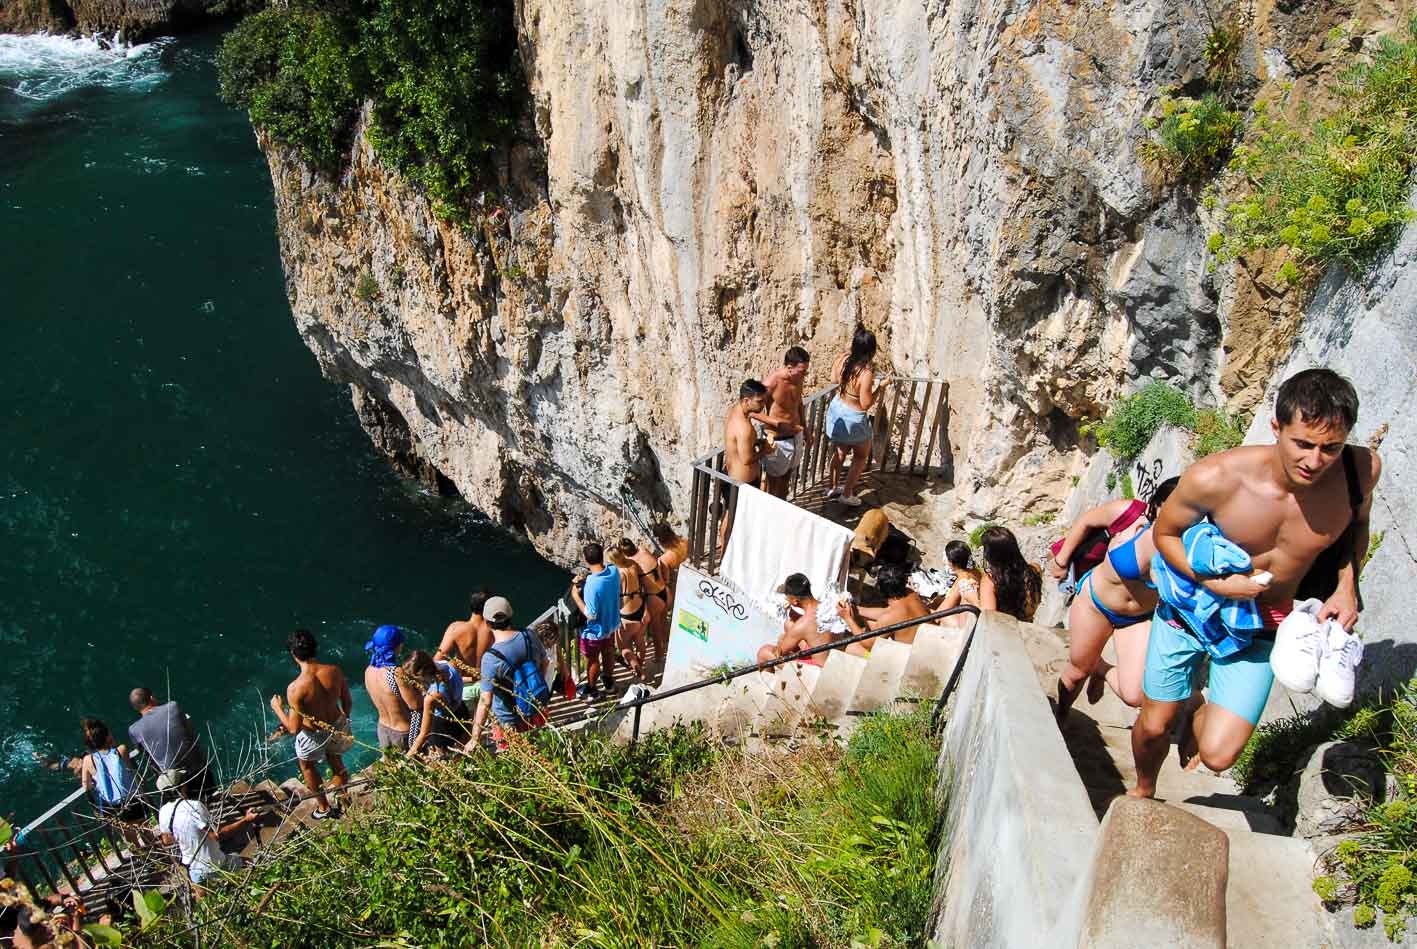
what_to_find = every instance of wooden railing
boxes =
[687,376,951,571]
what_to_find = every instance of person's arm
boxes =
[855,604,889,621]
[79,755,94,792]
[857,367,878,411]
[1048,498,1136,580]
[463,691,496,752]
[407,692,441,756]
[1153,458,1267,600]
[339,673,353,720]
[216,808,261,839]
[979,572,997,612]
[1322,449,1383,630]
[835,602,867,636]
[433,623,459,662]
[572,581,593,620]
[269,687,305,735]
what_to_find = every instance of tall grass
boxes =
[148,708,943,947]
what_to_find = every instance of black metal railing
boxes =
[687,376,951,572]
[621,604,980,742]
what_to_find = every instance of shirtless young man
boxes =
[1130,369,1380,798]
[753,347,811,498]
[363,624,412,751]
[270,629,353,819]
[434,591,493,680]
[837,567,931,645]
[756,574,858,664]
[719,379,771,552]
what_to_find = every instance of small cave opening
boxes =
[732,27,753,73]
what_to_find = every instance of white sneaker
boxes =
[840,494,863,507]
[826,487,843,500]
[1316,622,1363,708]
[1270,599,1325,693]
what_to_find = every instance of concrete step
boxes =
[900,622,968,698]
[1222,829,1329,947]
[808,650,868,720]
[1176,800,1286,836]
[849,638,913,713]
[756,663,822,736]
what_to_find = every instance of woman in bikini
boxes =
[653,522,689,607]
[978,526,1043,623]
[608,543,650,682]
[937,540,983,625]
[1052,478,1180,724]
[826,324,879,507]
[622,537,669,665]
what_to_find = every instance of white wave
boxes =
[0,31,170,101]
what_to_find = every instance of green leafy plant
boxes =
[354,272,380,303]
[1022,512,1056,527]
[1364,531,1386,573]
[1085,381,1198,462]
[968,522,999,548]
[1193,408,1246,457]
[1215,17,1417,277]
[1141,93,1243,179]
[132,889,166,929]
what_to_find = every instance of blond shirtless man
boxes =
[837,566,931,645]
[270,629,352,819]
[1131,369,1379,798]
[719,379,771,552]
[434,591,493,679]
[753,347,810,498]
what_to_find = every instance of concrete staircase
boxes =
[621,620,973,741]
[1017,621,1331,948]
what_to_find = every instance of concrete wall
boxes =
[928,612,1099,946]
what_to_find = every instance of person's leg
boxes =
[620,621,645,678]
[1056,583,1115,723]
[829,444,847,494]
[843,443,870,499]
[756,643,780,664]
[1129,610,1201,797]
[648,594,669,661]
[326,751,349,789]
[1189,640,1275,771]
[295,756,330,810]
[1107,619,1152,708]
[1129,697,1183,798]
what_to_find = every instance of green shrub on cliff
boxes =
[1214,17,1417,277]
[1141,93,1243,179]
[217,7,364,173]
[217,0,524,221]
[1084,381,1197,462]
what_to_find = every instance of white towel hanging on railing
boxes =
[717,485,852,603]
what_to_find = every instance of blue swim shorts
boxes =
[1142,603,1275,725]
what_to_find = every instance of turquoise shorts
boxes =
[1142,604,1275,725]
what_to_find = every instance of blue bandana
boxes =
[365,624,405,668]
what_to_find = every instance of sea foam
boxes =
[0,32,170,102]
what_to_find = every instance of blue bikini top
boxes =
[1107,526,1149,582]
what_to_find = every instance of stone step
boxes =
[756,662,822,736]
[1222,829,1330,947]
[1176,800,1286,836]
[900,622,967,698]
[808,650,867,720]
[849,638,914,713]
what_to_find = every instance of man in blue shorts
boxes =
[1131,369,1380,797]
[570,541,621,701]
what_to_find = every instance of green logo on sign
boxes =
[677,610,708,642]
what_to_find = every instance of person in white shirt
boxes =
[158,782,261,897]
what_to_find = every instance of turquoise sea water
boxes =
[0,26,566,825]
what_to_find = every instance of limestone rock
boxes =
[1291,740,1387,839]
[0,0,224,39]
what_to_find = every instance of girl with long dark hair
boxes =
[978,526,1043,622]
[825,324,879,506]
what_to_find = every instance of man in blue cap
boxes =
[364,624,414,751]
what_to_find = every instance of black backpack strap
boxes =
[1342,445,1363,514]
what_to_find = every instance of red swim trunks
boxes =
[1260,601,1293,631]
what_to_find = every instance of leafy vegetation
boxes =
[354,271,379,302]
[217,0,524,222]
[1085,381,1198,462]
[1022,512,1056,527]
[1193,407,1246,458]
[148,709,944,946]
[1309,680,1417,941]
[1230,695,1388,793]
[968,522,999,548]
[1214,17,1417,278]
[1141,93,1243,179]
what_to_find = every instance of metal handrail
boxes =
[624,604,981,741]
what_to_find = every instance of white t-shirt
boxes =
[159,799,226,874]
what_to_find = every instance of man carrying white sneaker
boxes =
[1130,369,1381,799]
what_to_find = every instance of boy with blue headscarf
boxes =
[364,624,414,751]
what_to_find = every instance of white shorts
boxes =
[762,432,802,478]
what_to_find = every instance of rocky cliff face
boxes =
[0,0,226,40]
[262,0,1403,567]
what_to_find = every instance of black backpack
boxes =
[1296,446,1365,608]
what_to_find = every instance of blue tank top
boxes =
[92,748,136,807]
[431,661,464,718]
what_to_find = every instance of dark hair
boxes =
[81,718,112,752]
[739,378,768,401]
[616,537,638,558]
[652,522,681,547]
[287,628,318,661]
[534,621,558,651]
[945,540,973,570]
[783,573,812,598]
[129,686,156,712]
[1,904,48,943]
[583,542,604,566]
[841,324,878,390]
[980,526,1041,622]
[403,650,438,680]
[784,346,810,366]
[1275,368,1358,433]
[1146,476,1181,522]
[876,565,909,600]
[489,615,513,631]
[469,590,490,615]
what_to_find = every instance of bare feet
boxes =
[1176,693,1204,772]
[1054,676,1084,726]
[1126,784,1156,799]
